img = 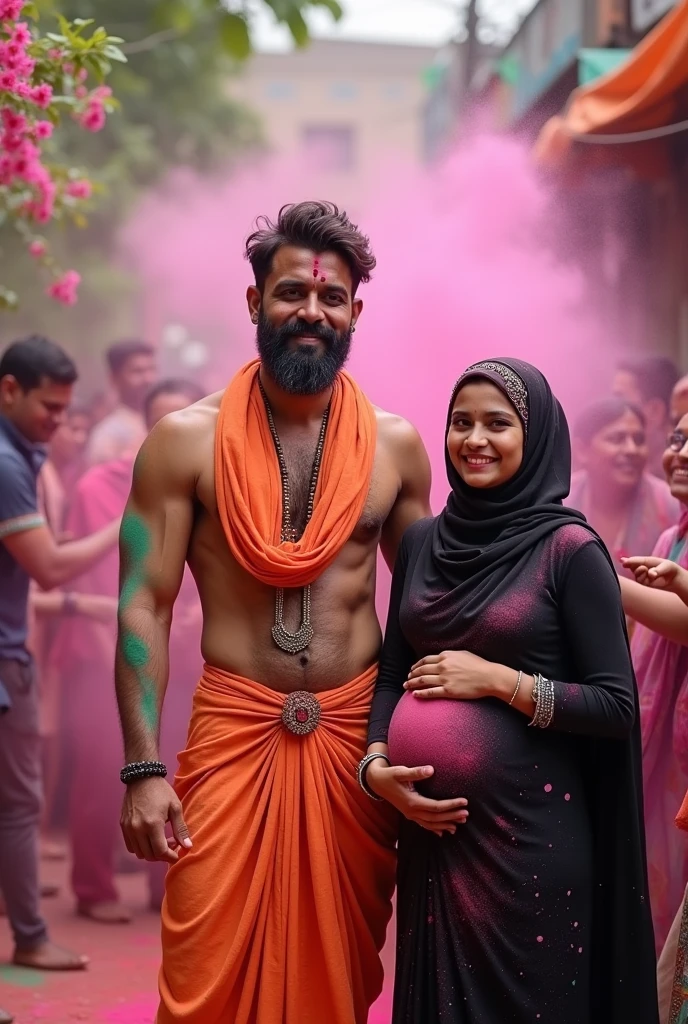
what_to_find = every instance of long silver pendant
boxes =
[272,585,313,654]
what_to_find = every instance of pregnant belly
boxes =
[388,691,527,801]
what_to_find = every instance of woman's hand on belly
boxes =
[405,650,519,702]
[366,760,469,837]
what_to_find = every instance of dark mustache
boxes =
[278,319,337,345]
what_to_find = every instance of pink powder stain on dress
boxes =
[544,783,553,793]
[537,935,544,943]
[564,793,571,801]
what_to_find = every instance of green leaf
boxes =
[103,45,127,63]
[154,0,195,34]
[0,287,19,312]
[309,0,343,19]
[22,2,39,19]
[218,12,251,61]
[285,9,309,47]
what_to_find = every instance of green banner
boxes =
[578,48,631,86]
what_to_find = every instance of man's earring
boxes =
[350,322,356,334]
[251,312,259,325]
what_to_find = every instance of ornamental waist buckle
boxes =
[281,690,321,736]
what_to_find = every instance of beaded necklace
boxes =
[258,378,330,654]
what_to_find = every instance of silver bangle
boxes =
[357,752,390,801]
[509,670,522,706]
[528,674,555,729]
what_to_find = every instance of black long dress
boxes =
[368,518,658,1024]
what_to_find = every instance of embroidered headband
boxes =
[455,360,529,434]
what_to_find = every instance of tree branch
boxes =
[121,28,180,55]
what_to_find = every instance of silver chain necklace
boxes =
[258,379,330,654]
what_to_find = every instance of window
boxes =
[265,81,296,101]
[330,81,358,101]
[301,125,355,172]
[382,82,405,102]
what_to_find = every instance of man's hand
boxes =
[365,761,468,838]
[120,777,192,863]
[622,555,688,595]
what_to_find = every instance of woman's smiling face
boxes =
[447,380,525,490]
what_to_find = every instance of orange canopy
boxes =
[535,0,688,179]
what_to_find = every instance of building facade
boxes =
[229,40,436,207]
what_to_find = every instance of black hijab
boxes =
[428,357,600,626]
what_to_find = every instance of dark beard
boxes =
[256,311,352,396]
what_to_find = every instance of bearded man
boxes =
[115,201,436,1024]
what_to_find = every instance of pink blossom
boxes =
[30,83,52,109]
[34,120,52,140]
[16,55,34,77]
[0,70,16,91]
[17,138,39,160]
[33,201,54,223]
[1,107,24,132]
[62,62,74,77]
[65,178,92,199]
[48,48,63,60]
[32,164,52,189]
[13,81,29,98]
[28,240,46,258]
[79,101,105,132]
[3,40,21,59]
[93,85,112,100]
[75,85,87,99]
[0,1,25,21]
[47,269,80,306]
[1,131,24,152]
[11,154,29,176]
[76,67,87,83]
[11,22,31,47]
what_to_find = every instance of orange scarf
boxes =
[214,360,377,588]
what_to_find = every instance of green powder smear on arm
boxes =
[118,512,159,732]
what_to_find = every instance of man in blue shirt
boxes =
[0,336,120,980]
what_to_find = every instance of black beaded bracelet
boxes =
[120,760,167,785]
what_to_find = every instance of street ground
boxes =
[0,851,394,1024]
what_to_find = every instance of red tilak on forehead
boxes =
[312,258,319,278]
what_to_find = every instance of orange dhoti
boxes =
[157,664,397,1024]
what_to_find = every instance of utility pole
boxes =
[464,0,479,93]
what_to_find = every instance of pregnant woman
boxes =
[362,358,658,1023]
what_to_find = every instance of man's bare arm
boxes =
[115,420,194,764]
[2,518,120,590]
[116,415,198,864]
[380,417,432,570]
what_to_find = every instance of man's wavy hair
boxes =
[244,201,376,295]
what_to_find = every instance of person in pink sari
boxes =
[620,412,688,957]
[623,551,688,1023]
[56,379,204,923]
[568,397,679,576]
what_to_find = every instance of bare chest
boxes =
[195,436,399,554]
